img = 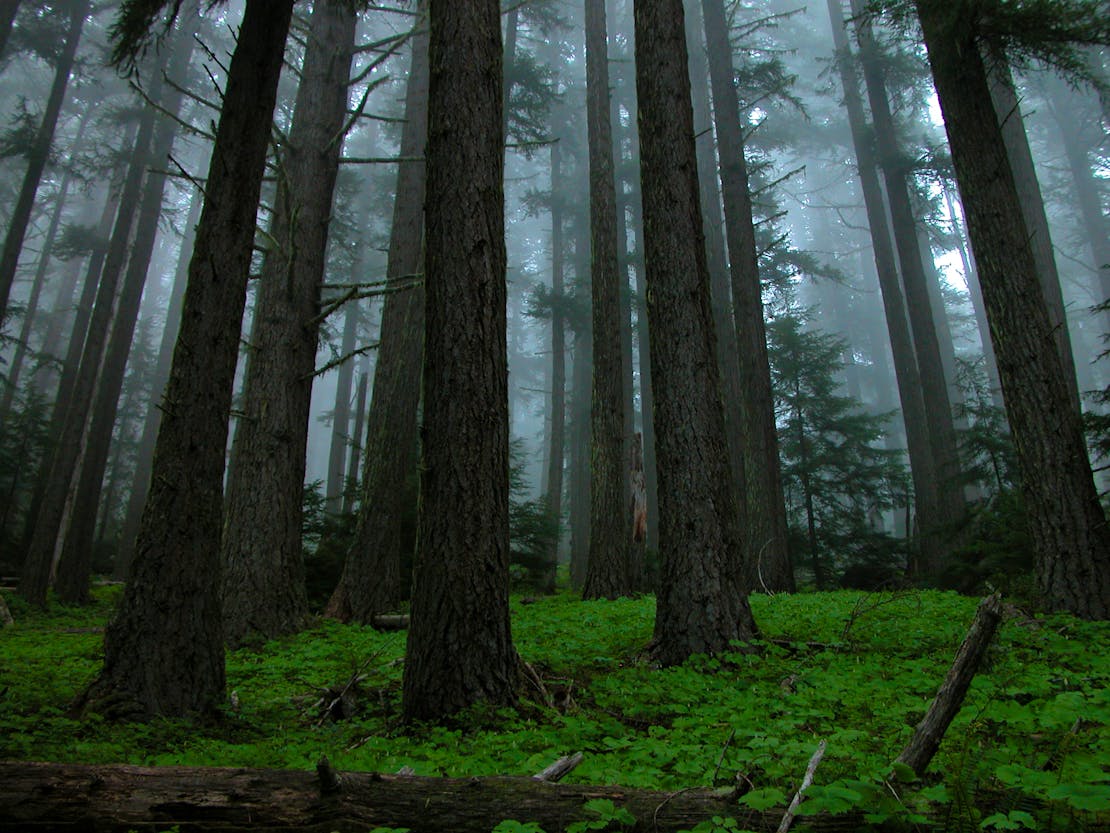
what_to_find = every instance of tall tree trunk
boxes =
[0,0,87,327]
[700,0,792,592]
[825,0,943,576]
[542,128,566,594]
[569,210,593,590]
[79,0,296,719]
[341,363,369,516]
[53,25,197,605]
[985,53,1082,412]
[220,0,355,648]
[582,0,630,600]
[913,0,1110,620]
[0,0,20,59]
[114,189,202,579]
[849,0,966,575]
[686,0,750,583]
[19,67,171,608]
[325,294,360,515]
[401,0,518,722]
[325,1,429,623]
[634,0,758,664]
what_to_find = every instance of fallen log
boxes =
[0,760,867,833]
[371,613,409,630]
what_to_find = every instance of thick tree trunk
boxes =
[78,0,295,720]
[583,0,631,601]
[220,0,355,648]
[0,0,87,327]
[0,0,19,59]
[325,1,428,624]
[19,68,169,608]
[0,760,869,833]
[115,190,202,579]
[401,0,518,721]
[542,131,566,594]
[914,0,1110,619]
[825,0,943,575]
[634,0,758,664]
[700,0,793,593]
[53,25,197,605]
[325,296,360,515]
[850,0,967,575]
[686,0,750,580]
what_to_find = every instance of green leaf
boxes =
[1047,783,1110,812]
[738,787,786,811]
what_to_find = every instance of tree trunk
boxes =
[220,0,355,648]
[986,53,1082,413]
[700,0,793,593]
[53,24,197,605]
[115,189,202,579]
[401,0,518,722]
[325,295,360,515]
[325,1,429,624]
[914,0,1110,620]
[849,0,967,576]
[542,125,566,594]
[0,0,19,59]
[78,0,295,720]
[825,0,943,576]
[341,364,369,516]
[19,67,170,608]
[583,0,630,601]
[686,0,750,585]
[569,324,593,591]
[0,0,87,327]
[0,760,872,833]
[634,0,758,664]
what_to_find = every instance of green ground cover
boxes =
[1,588,1108,831]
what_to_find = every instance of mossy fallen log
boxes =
[0,759,871,832]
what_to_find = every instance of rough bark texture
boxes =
[116,190,202,579]
[220,0,355,648]
[896,593,1003,775]
[542,133,566,594]
[0,0,87,327]
[686,0,750,573]
[0,761,875,833]
[634,0,758,664]
[79,0,295,719]
[401,0,518,721]
[583,0,631,601]
[701,0,793,593]
[915,0,1110,620]
[54,23,196,605]
[825,0,942,573]
[325,1,428,624]
[850,0,967,575]
[325,296,360,514]
[19,68,166,609]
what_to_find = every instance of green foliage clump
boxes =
[2,588,1108,832]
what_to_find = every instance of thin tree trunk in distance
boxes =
[583,0,630,601]
[700,0,793,593]
[0,0,87,327]
[634,0,758,664]
[220,0,355,648]
[54,23,197,605]
[325,1,429,623]
[79,0,295,719]
[325,295,360,515]
[341,364,369,516]
[542,131,566,594]
[401,0,518,722]
[914,0,1110,620]
[115,189,202,579]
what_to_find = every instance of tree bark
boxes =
[325,295,360,515]
[220,0,355,648]
[401,0,518,721]
[542,121,566,594]
[849,0,967,575]
[0,760,873,833]
[825,0,943,576]
[0,0,87,327]
[325,1,429,624]
[569,324,593,591]
[341,362,370,516]
[700,0,793,593]
[54,23,197,605]
[79,0,295,720]
[0,0,19,59]
[583,0,631,601]
[914,0,1110,620]
[634,0,758,664]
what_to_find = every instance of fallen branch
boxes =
[777,739,827,833]
[533,752,583,783]
[370,613,409,630]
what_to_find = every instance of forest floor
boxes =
[1,586,1108,831]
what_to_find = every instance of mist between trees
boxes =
[0,0,1107,723]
